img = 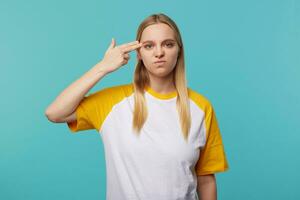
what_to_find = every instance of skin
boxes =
[137,23,180,94]
[197,174,217,200]
[45,40,143,122]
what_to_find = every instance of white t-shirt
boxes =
[67,83,229,200]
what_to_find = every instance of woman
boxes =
[45,13,229,200]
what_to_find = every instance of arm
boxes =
[45,61,108,122]
[197,174,217,200]
[45,39,143,123]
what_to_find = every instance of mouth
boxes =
[154,61,166,64]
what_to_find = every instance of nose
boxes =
[154,46,164,58]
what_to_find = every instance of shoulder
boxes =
[187,87,213,114]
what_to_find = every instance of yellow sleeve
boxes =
[195,105,229,175]
[67,84,133,133]
[67,93,102,133]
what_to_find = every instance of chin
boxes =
[150,68,174,78]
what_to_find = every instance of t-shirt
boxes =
[67,83,229,200]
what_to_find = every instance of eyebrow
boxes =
[142,39,176,44]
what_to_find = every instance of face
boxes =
[137,23,180,78]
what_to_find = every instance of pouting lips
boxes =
[154,61,166,63]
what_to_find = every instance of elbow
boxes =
[45,108,60,123]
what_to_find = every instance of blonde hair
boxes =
[132,13,191,141]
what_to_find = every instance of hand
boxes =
[98,38,143,74]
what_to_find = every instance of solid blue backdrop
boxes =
[1,0,299,199]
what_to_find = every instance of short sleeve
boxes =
[195,105,229,175]
[67,93,102,133]
[66,84,132,133]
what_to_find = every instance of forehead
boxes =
[140,23,175,42]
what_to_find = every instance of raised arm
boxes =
[45,63,107,123]
[45,39,143,123]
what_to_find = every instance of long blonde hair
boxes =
[132,13,191,141]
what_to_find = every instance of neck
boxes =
[147,72,176,94]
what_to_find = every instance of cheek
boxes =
[168,50,179,62]
[140,48,150,55]
[139,50,152,61]
[170,51,178,58]
[170,47,180,56]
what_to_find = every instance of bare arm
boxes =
[45,39,143,123]
[45,62,108,123]
[197,174,217,200]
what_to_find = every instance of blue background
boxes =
[1,0,299,199]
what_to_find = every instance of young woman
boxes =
[45,13,229,200]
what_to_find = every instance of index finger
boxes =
[118,40,139,49]
[122,42,144,53]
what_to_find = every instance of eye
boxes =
[143,42,175,49]
[144,44,153,49]
[165,43,174,48]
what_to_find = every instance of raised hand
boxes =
[99,38,143,74]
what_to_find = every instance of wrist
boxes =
[93,61,109,75]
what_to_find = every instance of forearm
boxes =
[197,174,217,200]
[45,61,107,121]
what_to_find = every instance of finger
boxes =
[118,40,139,49]
[122,43,144,53]
[107,38,116,50]
[124,54,130,60]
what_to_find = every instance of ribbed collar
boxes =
[145,85,177,100]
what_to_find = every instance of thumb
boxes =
[107,38,116,50]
